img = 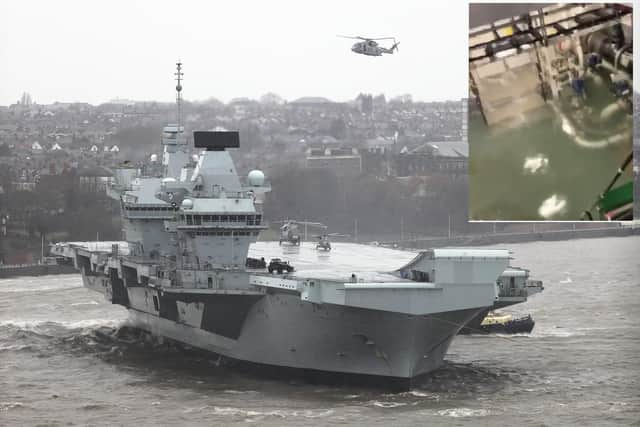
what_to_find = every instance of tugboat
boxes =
[459,311,535,334]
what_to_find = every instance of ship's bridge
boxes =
[177,212,263,229]
[123,203,178,219]
[176,198,265,236]
[175,197,265,268]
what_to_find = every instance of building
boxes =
[78,166,114,192]
[305,147,362,177]
[394,141,468,176]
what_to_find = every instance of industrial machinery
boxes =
[469,3,632,126]
[469,3,634,220]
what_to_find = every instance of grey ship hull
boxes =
[82,273,482,382]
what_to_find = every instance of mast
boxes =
[161,61,189,178]
[175,61,184,130]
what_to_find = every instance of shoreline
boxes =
[380,225,640,249]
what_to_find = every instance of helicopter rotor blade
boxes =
[296,221,327,228]
[337,35,368,40]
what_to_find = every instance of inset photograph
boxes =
[468,3,634,221]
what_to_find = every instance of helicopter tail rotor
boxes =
[390,41,400,52]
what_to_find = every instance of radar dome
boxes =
[181,199,194,209]
[191,154,199,163]
[150,154,158,162]
[248,170,265,186]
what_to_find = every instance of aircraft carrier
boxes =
[50,63,543,387]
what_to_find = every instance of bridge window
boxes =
[186,215,193,225]
[237,215,245,222]
[220,215,228,221]
[203,215,211,222]
[211,215,219,222]
[223,231,231,236]
[193,215,202,225]
[255,215,262,225]
[229,215,237,222]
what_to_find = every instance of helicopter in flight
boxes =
[338,35,399,56]
[275,220,327,246]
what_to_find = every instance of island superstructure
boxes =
[51,63,543,387]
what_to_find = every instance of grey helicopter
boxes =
[314,232,350,251]
[275,220,327,246]
[338,35,399,56]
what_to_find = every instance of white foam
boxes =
[538,194,567,219]
[561,117,576,136]
[0,318,122,330]
[531,327,586,338]
[222,390,259,395]
[523,155,549,174]
[437,407,491,418]
[70,301,100,307]
[370,401,408,408]
[407,390,436,398]
[0,343,32,351]
[209,406,334,419]
[0,277,82,294]
[0,401,26,412]
[600,102,622,121]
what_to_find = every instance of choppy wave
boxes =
[437,407,491,418]
[0,343,34,352]
[0,276,82,293]
[208,406,335,419]
[411,362,518,396]
[222,389,259,395]
[0,322,142,361]
[530,327,587,338]
[0,318,122,331]
[0,401,27,412]
[370,400,408,408]
[70,301,101,306]
[1,238,639,426]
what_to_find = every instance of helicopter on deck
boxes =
[275,220,327,245]
[338,35,399,56]
[314,233,350,251]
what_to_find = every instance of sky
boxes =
[0,1,637,106]
[0,0,471,105]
